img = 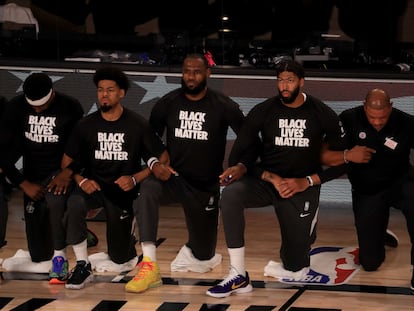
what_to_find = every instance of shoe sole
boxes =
[65,274,94,290]
[125,280,163,293]
[206,284,253,298]
[49,278,67,285]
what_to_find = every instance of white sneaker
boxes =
[171,245,222,273]
[264,260,309,281]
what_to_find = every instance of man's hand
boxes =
[46,168,73,195]
[78,178,101,194]
[276,177,309,198]
[219,163,247,186]
[152,162,176,181]
[115,175,137,191]
[262,171,310,198]
[346,145,376,163]
[20,180,45,201]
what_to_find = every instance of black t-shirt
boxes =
[1,92,84,184]
[150,88,245,190]
[65,107,166,200]
[232,93,345,178]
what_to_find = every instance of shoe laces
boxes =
[218,267,239,286]
[72,261,88,274]
[133,261,156,280]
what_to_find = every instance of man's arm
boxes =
[321,144,376,166]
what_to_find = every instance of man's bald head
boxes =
[363,88,393,131]
[364,88,391,109]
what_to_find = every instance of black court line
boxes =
[0,297,14,309]
[245,305,278,311]
[91,300,127,311]
[200,303,230,310]
[288,308,340,311]
[9,298,55,311]
[156,302,189,311]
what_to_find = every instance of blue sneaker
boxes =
[49,256,69,284]
[206,267,253,298]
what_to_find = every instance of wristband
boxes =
[147,157,160,170]
[306,175,314,187]
[343,149,349,164]
[78,178,88,188]
[131,175,137,186]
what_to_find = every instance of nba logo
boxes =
[279,246,360,285]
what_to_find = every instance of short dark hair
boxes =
[93,66,130,93]
[275,59,305,79]
[184,53,209,68]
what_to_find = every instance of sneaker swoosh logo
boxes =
[205,206,215,211]
[120,214,130,220]
[300,213,310,218]
[231,281,246,289]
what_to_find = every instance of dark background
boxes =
[1,0,414,71]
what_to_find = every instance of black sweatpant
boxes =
[134,174,220,260]
[352,173,414,271]
[24,171,77,262]
[67,188,137,264]
[220,175,320,272]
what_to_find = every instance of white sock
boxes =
[228,247,245,276]
[72,239,88,263]
[141,242,156,261]
[53,249,66,259]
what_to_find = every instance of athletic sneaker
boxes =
[171,245,222,273]
[125,256,162,293]
[49,256,69,284]
[264,260,309,281]
[65,260,93,290]
[206,266,253,298]
[384,229,398,248]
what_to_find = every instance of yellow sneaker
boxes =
[125,256,162,293]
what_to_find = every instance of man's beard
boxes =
[181,78,207,95]
[100,104,112,112]
[279,86,300,104]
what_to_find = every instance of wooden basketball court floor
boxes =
[1,184,414,311]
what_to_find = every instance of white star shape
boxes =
[133,76,180,104]
[10,70,64,93]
